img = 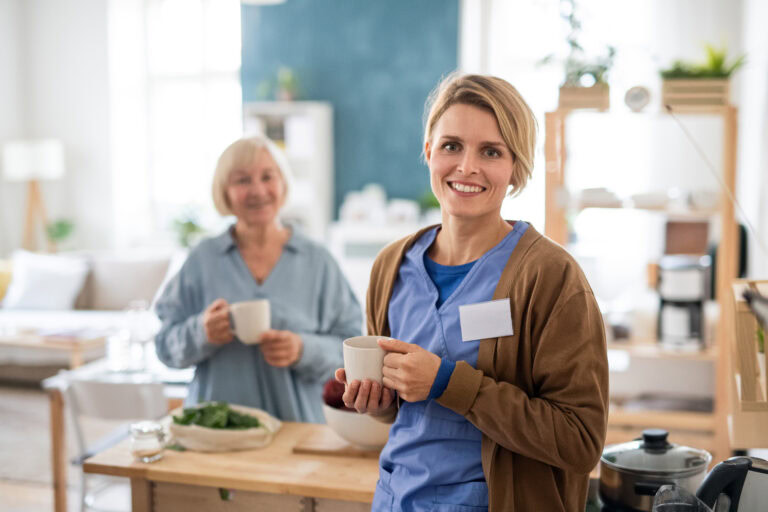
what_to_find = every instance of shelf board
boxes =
[607,340,718,361]
[576,204,718,219]
[608,407,715,432]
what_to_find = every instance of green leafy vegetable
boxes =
[173,402,261,430]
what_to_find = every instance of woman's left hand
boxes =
[379,338,441,402]
[259,330,303,367]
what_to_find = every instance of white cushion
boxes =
[1,250,90,310]
[85,254,171,311]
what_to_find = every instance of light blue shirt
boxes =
[154,226,362,423]
[373,221,528,512]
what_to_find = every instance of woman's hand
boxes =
[203,299,234,345]
[334,368,396,415]
[259,330,303,367]
[379,338,441,402]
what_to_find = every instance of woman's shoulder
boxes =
[176,229,233,271]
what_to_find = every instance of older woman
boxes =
[336,74,608,511]
[155,135,362,423]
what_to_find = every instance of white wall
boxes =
[0,0,112,254]
[25,0,113,250]
[0,0,24,255]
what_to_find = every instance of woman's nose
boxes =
[247,179,267,196]
[457,151,479,175]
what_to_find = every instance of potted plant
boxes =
[660,44,746,108]
[46,219,75,252]
[172,209,206,248]
[541,0,615,110]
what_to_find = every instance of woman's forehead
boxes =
[231,147,277,174]
[433,104,503,141]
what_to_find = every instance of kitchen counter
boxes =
[84,421,379,511]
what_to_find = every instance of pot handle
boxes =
[635,481,664,496]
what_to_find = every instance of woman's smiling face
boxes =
[225,148,286,226]
[425,103,515,222]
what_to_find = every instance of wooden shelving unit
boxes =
[544,105,740,462]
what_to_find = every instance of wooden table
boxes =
[0,332,105,369]
[84,422,379,512]
[42,358,193,512]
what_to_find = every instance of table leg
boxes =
[69,347,83,369]
[49,388,68,512]
[131,478,153,512]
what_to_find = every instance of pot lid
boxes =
[601,429,711,475]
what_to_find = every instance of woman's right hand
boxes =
[334,368,395,415]
[203,298,234,345]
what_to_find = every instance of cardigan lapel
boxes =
[477,224,543,375]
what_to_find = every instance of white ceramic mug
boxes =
[230,299,270,344]
[343,335,390,384]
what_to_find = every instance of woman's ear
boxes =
[424,140,432,162]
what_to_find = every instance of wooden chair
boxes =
[728,279,768,449]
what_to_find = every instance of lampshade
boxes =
[2,139,65,182]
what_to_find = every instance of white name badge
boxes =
[459,298,514,342]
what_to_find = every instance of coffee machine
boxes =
[656,254,711,348]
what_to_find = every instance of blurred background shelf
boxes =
[545,105,740,462]
[607,339,718,361]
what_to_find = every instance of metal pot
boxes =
[600,429,712,511]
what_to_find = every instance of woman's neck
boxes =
[429,212,513,265]
[233,220,287,251]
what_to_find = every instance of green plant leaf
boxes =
[46,219,75,243]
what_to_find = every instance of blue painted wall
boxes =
[241,0,459,217]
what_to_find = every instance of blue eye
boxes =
[442,142,460,152]
[484,147,501,158]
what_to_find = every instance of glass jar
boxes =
[130,421,166,463]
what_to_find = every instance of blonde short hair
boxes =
[423,73,537,196]
[211,135,294,216]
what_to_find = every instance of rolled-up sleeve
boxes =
[154,261,219,369]
[292,254,362,383]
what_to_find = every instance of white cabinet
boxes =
[243,101,333,241]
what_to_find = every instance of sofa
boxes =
[0,249,182,382]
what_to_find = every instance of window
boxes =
[109,0,242,247]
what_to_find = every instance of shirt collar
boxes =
[215,223,303,254]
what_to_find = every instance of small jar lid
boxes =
[130,420,163,436]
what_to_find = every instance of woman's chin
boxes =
[237,213,279,227]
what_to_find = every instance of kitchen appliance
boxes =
[657,255,711,347]
[695,457,768,512]
[650,457,768,512]
[599,429,712,511]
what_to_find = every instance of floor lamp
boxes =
[2,139,65,252]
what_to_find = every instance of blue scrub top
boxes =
[373,221,528,512]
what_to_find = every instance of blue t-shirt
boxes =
[423,254,476,309]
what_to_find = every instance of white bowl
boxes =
[322,404,391,450]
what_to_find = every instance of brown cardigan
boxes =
[366,223,609,512]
